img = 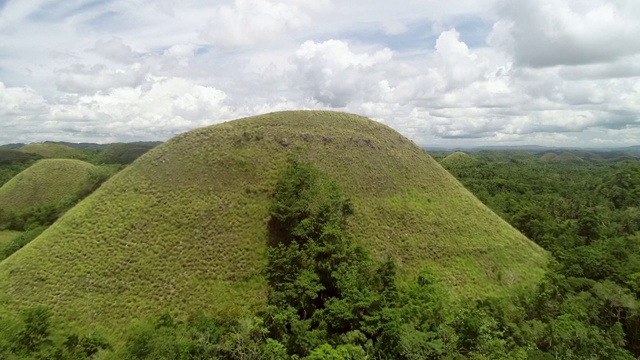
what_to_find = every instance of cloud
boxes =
[56,63,147,95]
[0,82,46,117]
[91,38,138,63]
[382,20,409,35]
[48,77,230,137]
[291,40,394,107]
[490,0,640,67]
[201,0,313,48]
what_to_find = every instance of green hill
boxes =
[440,151,477,166]
[552,152,583,162]
[0,159,95,212]
[18,143,87,159]
[540,152,558,161]
[0,111,547,333]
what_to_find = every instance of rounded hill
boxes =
[552,152,583,162]
[540,152,558,161]
[0,159,95,212]
[18,143,85,159]
[0,111,547,331]
[440,151,477,166]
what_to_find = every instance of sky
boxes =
[0,0,639,147]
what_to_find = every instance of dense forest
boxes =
[2,151,640,359]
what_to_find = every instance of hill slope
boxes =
[0,159,95,212]
[0,111,547,332]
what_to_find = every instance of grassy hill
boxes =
[18,143,87,159]
[552,152,583,162]
[439,151,477,166]
[540,152,558,161]
[0,111,547,333]
[0,159,95,212]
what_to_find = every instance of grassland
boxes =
[0,111,548,335]
[0,159,95,212]
[18,143,87,159]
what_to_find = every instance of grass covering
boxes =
[0,159,96,212]
[0,111,548,335]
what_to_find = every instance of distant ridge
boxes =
[18,143,86,159]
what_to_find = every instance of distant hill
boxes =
[18,143,87,159]
[552,152,583,162]
[53,140,163,150]
[0,159,95,212]
[0,111,547,333]
[540,152,558,161]
[0,143,25,149]
[440,151,477,166]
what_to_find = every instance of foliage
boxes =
[440,152,640,357]
[0,226,46,261]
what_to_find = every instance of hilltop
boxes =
[0,159,95,212]
[0,111,547,333]
[439,151,477,166]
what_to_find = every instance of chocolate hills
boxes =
[0,159,95,212]
[0,111,547,333]
[439,151,477,167]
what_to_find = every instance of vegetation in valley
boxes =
[97,143,161,165]
[440,150,640,357]
[0,231,22,248]
[0,111,546,335]
[0,149,41,188]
